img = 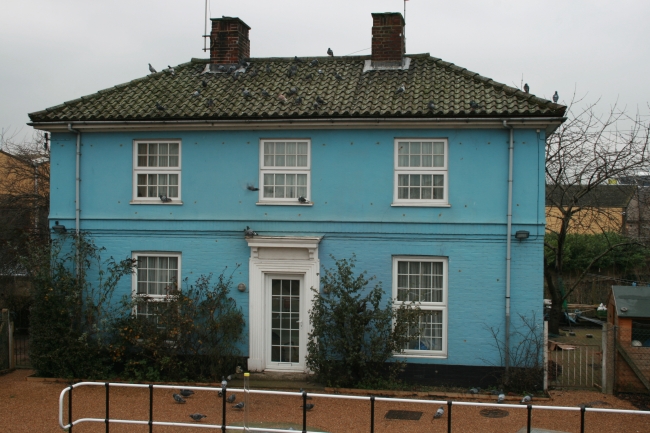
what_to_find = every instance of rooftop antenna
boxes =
[202,0,209,52]
[1,127,3,151]
[403,0,407,43]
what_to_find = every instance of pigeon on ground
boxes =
[396,84,405,94]
[298,197,309,204]
[159,194,172,203]
[521,395,532,404]
[227,394,236,403]
[327,48,333,56]
[309,59,319,67]
[242,89,251,97]
[434,406,444,419]
[189,413,207,421]
[173,393,186,404]
[202,80,208,88]
[316,96,325,105]
[156,102,166,111]
[300,403,314,410]
[553,91,559,103]
[180,389,194,398]
[244,226,258,237]
[294,56,304,63]
[334,72,343,80]
[247,184,259,191]
[428,101,435,111]
[192,90,201,98]
[167,65,175,75]
[266,64,271,73]
[232,402,245,409]
[278,94,287,103]
[469,387,480,394]
[148,63,157,74]
[524,83,529,93]
[470,100,481,109]
[497,393,505,404]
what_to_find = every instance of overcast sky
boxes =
[2,0,649,142]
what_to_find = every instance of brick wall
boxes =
[210,17,250,64]
[371,13,405,63]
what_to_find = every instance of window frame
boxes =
[131,252,182,320]
[392,256,448,358]
[258,138,312,206]
[131,139,183,204]
[392,138,449,207]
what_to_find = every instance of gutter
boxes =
[503,120,514,374]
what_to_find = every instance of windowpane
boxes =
[286,142,296,155]
[275,174,285,185]
[297,174,307,186]
[286,155,296,167]
[422,155,433,167]
[275,155,285,166]
[410,155,421,167]
[398,155,409,167]
[275,186,285,198]
[422,142,432,154]
[398,175,409,186]
[410,142,421,154]
[275,142,285,154]
[264,142,273,155]
[297,155,308,166]
[138,156,147,166]
[433,142,444,155]
[297,142,308,155]
[410,175,420,186]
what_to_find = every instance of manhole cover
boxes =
[385,410,423,420]
[480,408,509,418]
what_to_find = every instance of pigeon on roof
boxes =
[206,98,214,107]
[294,56,304,63]
[167,65,175,76]
[316,96,325,105]
[309,59,319,67]
[304,73,314,80]
[249,69,258,77]
[434,406,444,419]
[192,90,201,98]
[261,89,270,97]
[335,72,343,80]
[278,94,287,103]
[553,91,559,103]
[469,387,480,394]
[524,83,529,93]
[242,89,251,97]
[295,96,303,105]
[396,84,405,94]
[327,48,333,56]
[227,65,236,74]
[266,64,271,73]
[173,393,186,404]
[470,101,481,109]
[156,102,166,111]
[289,87,298,95]
[318,69,324,74]
[427,101,435,111]
[202,80,208,87]
[148,63,157,74]
[217,65,226,72]
[189,413,207,421]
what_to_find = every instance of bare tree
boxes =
[544,98,650,334]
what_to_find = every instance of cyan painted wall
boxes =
[49,127,546,366]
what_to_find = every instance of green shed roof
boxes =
[612,286,650,318]
[28,54,566,124]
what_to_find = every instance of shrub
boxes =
[306,255,420,388]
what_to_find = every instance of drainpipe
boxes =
[503,120,514,375]
[68,124,81,275]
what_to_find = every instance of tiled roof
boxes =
[546,185,636,208]
[29,54,566,123]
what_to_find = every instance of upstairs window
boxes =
[133,140,181,203]
[393,139,448,206]
[259,139,311,204]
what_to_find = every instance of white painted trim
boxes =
[132,139,182,202]
[258,139,311,204]
[363,57,411,72]
[131,251,182,315]
[246,236,322,372]
[392,138,449,206]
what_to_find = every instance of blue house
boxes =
[29,13,565,383]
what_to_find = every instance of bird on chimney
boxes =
[327,48,333,56]
[217,65,226,72]
[553,91,559,103]
[524,83,530,93]
[148,63,157,74]
[396,84,405,94]
[227,65,236,74]
[167,65,175,75]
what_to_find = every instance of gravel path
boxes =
[1,370,648,433]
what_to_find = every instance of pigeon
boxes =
[148,63,157,74]
[434,406,444,419]
[266,64,271,73]
[469,100,481,109]
[304,73,314,80]
[521,395,532,404]
[312,102,320,109]
[294,56,304,63]
[206,98,214,107]
[156,102,166,111]
[189,413,207,421]
[262,89,270,97]
[242,89,251,97]
[469,387,480,394]
[217,65,226,72]
[289,87,298,95]
[244,226,258,237]
[317,69,324,74]
[427,101,435,111]
[232,402,245,409]
[278,93,287,103]
[300,403,314,410]
[227,65,236,74]
[553,91,559,103]
[300,388,313,399]
[173,393,186,404]
[309,59,319,67]
[396,84,405,94]
[334,72,343,80]
[295,96,303,105]
[159,194,172,203]
[524,83,529,93]
[167,65,175,75]
[288,65,297,78]
[218,390,223,397]
[497,393,505,404]
[327,48,333,56]
[180,389,195,397]
[192,90,201,98]
[202,79,208,88]
[227,394,236,403]
[233,72,240,81]
[247,184,259,191]
[298,196,309,204]
[316,96,325,105]
[249,69,258,77]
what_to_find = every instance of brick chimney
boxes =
[371,13,405,66]
[210,16,251,64]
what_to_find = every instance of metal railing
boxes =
[59,382,650,433]
[548,344,602,388]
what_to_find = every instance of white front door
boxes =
[266,275,305,370]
